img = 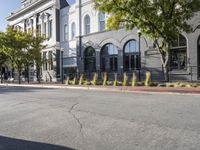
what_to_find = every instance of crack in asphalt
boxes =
[11,100,36,107]
[68,103,84,137]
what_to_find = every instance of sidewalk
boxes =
[1,83,200,95]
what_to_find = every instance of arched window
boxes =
[124,40,140,71]
[71,22,76,40]
[99,12,105,32]
[84,47,96,72]
[84,15,90,35]
[101,43,118,72]
[64,24,68,41]
[170,34,187,70]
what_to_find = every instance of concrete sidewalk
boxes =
[1,83,200,95]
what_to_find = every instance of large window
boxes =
[37,24,41,35]
[64,24,68,41]
[124,40,140,71]
[48,20,52,39]
[170,34,187,70]
[101,44,118,72]
[43,52,47,71]
[99,12,105,32]
[48,51,53,70]
[71,22,76,40]
[84,15,90,35]
[84,47,96,72]
[44,22,47,38]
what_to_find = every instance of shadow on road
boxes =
[0,136,75,150]
[0,86,54,94]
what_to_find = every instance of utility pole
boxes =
[77,0,82,78]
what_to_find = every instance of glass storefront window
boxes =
[101,44,118,72]
[124,40,140,71]
[170,35,187,70]
[84,47,96,72]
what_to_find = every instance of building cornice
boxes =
[7,0,52,21]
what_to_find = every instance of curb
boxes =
[0,84,200,96]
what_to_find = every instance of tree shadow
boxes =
[0,136,75,150]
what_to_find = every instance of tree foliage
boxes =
[28,33,47,83]
[0,27,46,84]
[2,27,32,84]
[93,0,200,81]
[0,32,8,83]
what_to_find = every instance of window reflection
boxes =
[84,47,96,72]
[170,35,187,70]
[101,44,118,72]
[124,40,140,71]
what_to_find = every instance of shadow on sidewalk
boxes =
[0,136,75,150]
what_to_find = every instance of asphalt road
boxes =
[0,86,200,150]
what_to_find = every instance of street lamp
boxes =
[137,30,141,81]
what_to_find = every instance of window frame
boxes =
[84,47,96,73]
[123,40,141,71]
[64,24,68,41]
[169,34,187,71]
[71,22,76,40]
[99,12,106,32]
[84,15,90,35]
[43,52,48,71]
[48,20,52,39]
[101,43,118,72]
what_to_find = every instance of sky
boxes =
[0,0,75,31]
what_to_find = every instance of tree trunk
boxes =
[11,68,14,83]
[156,39,170,82]
[27,66,30,84]
[163,65,169,82]
[0,65,3,84]
[18,68,21,84]
[37,65,41,84]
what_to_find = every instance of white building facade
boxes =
[7,0,68,82]
[8,0,200,81]
[60,0,200,81]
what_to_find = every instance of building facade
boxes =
[8,0,200,82]
[7,0,69,82]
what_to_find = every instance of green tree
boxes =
[0,32,8,83]
[23,48,33,84]
[93,0,200,81]
[0,52,8,83]
[28,33,46,83]
[2,27,31,84]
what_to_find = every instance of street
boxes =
[0,86,200,150]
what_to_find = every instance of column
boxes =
[95,48,101,75]
[118,48,123,76]
[33,14,37,36]
[46,13,50,39]
[40,14,45,35]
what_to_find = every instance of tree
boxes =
[93,0,200,81]
[2,27,31,84]
[0,32,8,83]
[23,48,33,84]
[0,52,8,83]
[28,33,46,83]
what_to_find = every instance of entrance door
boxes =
[198,37,200,79]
